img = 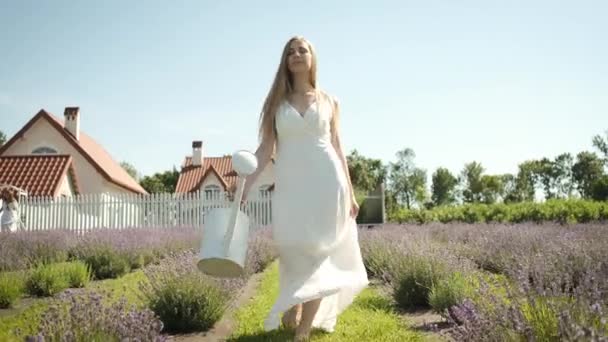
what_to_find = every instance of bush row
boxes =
[0,227,199,273]
[389,199,608,224]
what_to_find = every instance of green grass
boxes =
[0,269,147,341]
[227,262,430,342]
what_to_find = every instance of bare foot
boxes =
[294,298,321,341]
[294,328,311,342]
[281,305,301,329]
[294,323,312,341]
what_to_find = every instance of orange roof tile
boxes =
[0,155,79,197]
[175,156,238,193]
[0,110,147,194]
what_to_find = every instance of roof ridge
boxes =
[0,154,71,158]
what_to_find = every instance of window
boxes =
[32,146,57,154]
[204,185,221,200]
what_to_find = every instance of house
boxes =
[175,141,275,199]
[0,107,147,197]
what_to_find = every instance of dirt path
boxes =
[167,271,265,342]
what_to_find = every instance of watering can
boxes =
[197,150,258,278]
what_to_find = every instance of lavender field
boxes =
[360,223,608,341]
[0,227,277,341]
[1,222,607,341]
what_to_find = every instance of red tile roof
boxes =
[0,110,147,194]
[175,156,237,193]
[0,155,80,197]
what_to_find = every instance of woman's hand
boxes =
[240,190,248,206]
[350,196,359,218]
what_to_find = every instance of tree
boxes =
[120,161,140,181]
[591,175,608,201]
[459,162,485,203]
[504,161,538,203]
[501,173,517,202]
[139,176,166,193]
[383,188,400,217]
[388,148,428,209]
[533,154,574,200]
[480,174,505,204]
[0,130,6,147]
[140,167,180,194]
[572,151,604,199]
[431,167,458,206]
[346,149,387,195]
[592,130,608,168]
[535,158,556,199]
[552,153,575,198]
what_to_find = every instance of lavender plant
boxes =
[139,249,246,333]
[27,288,166,341]
[137,226,275,333]
[25,262,71,297]
[244,226,278,274]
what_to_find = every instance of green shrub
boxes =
[360,239,395,280]
[84,248,130,280]
[520,296,561,341]
[462,204,487,223]
[126,252,146,270]
[392,255,448,310]
[147,273,228,333]
[25,263,70,297]
[485,203,510,223]
[63,261,91,288]
[429,271,472,314]
[0,271,26,308]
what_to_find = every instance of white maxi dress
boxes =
[264,94,369,332]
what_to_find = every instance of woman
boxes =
[1,189,19,233]
[242,36,369,341]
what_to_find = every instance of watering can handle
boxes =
[223,176,246,254]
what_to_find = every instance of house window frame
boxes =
[31,146,58,154]
[203,184,222,199]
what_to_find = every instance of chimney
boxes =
[64,107,80,140]
[192,140,203,166]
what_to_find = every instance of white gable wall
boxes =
[200,173,224,189]
[248,162,275,199]
[56,174,75,197]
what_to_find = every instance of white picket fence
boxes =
[18,191,272,233]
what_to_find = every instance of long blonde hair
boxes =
[258,36,319,147]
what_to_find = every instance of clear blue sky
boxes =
[1,0,606,179]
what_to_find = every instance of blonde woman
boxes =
[243,36,369,341]
[1,189,19,233]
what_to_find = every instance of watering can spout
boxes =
[197,150,259,278]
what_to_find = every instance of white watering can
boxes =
[197,150,258,278]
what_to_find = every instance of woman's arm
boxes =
[242,132,276,199]
[330,97,356,202]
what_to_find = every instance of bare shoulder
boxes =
[318,89,340,109]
